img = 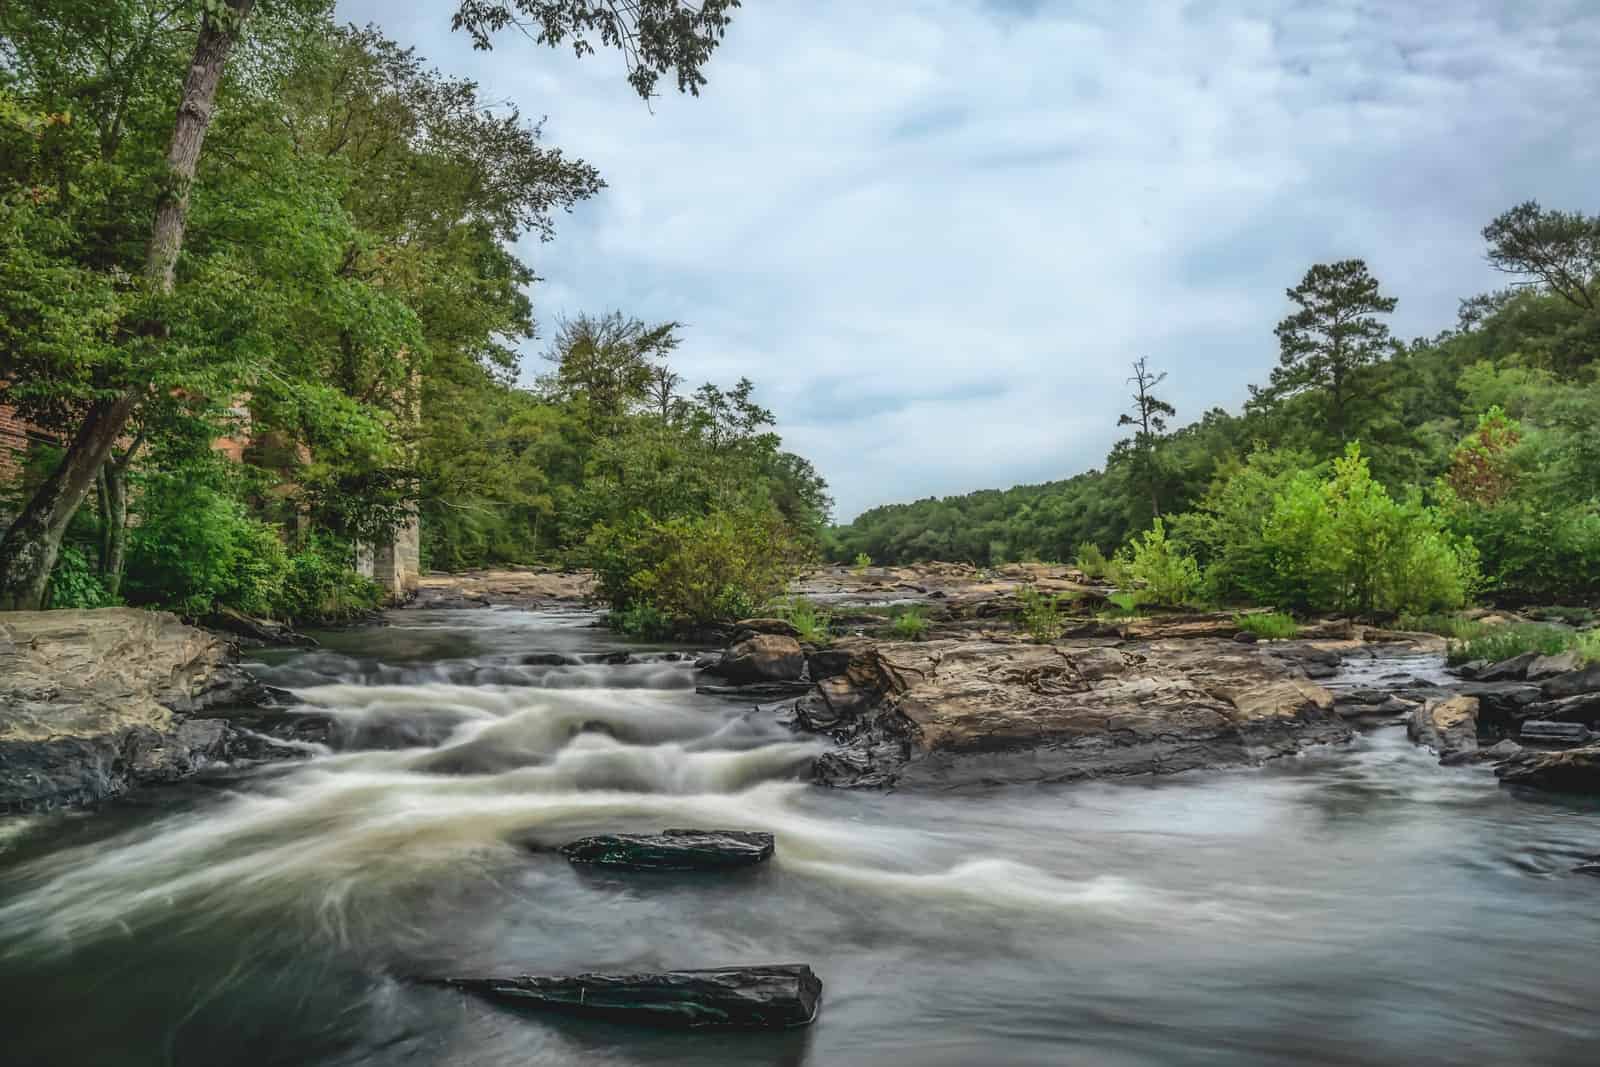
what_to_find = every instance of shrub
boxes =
[1102,591,1141,617]
[777,597,834,645]
[610,601,671,638]
[125,476,291,618]
[1447,623,1575,666]
[278,541,382,624]
[1259,445,1479,618]
[1118,518,1202,608]
[852,552,872,571]
[46,545,114,609]
[1017,584,1066,642]
[1074,541,1108,579]
[891,607,929,640]
[1170,447,1315,606]
[1576,629,1600,666]
[1233,612,1299,640]
[586,503,807,626]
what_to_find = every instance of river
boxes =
[2,607,1598,1065]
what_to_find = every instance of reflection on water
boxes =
[2,610,1599,1066]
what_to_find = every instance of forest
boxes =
[0,1,829,630]
[829,223,1600,612]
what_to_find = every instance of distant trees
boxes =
[1255,259,1397,443]
[1483,201,1600,314]
[1117,357,1176,519]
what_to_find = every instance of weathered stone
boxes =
[696,681,814,698]
[1541,665,1600,701]
[1458,681,1544,733]
[1476,652,1542,683]
[710,634,806,685]
[806,638,1348,789]
[0,609,276,812]
[733,618,801,638]
[1519,691,1600,727]
[1496,743,1600,793]
[430,964,822,1030]
[806,648,853,680]
[1528,651,1583,681]
[1518,721,1593,744]
[558,829,775,871]
[1483,738,1523,760]
[1408,695,1480,762]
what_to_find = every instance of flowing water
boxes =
[3,608,1599,1066]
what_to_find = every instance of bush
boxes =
[1101,591,1141,618]
[1259,445,1479,618]
[1017,584,1066,642]
[278,541,382,624]
[1074,541,1108,579]
[1577,629,1600,666]
[1170,448,1314,606]
[125,476,291,618]
[891,607,929,641]
[46,545,114,609]
[586,503,807,626]
[1233,612,1299,640]
[852,552,872,571]
[610,601,671,638]
[776,597,833,645]
[1118,518,1201,608]
[1447,622,1576,666]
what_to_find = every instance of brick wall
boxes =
[0,402,54,480]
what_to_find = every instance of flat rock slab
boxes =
[1496,743,1600,793]
[433,965,821,1029]
[560,829,775,871]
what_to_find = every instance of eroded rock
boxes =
[1496,744,1600,793]
[1408,695,1480,762]
[710,634,806,685]
[559,829,775,871]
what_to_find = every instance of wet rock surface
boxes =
[1408,695,1480,763]
[558,829,776,871]
[799,637,1350,789]
[706,633,806,685]
[1497,744,1600,792]
[430,964,822,1030]
[0,609,293,812]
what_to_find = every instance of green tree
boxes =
[1255,259,1397,444]
[1116,356,1176,520]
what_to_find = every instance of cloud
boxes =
[337,0,1600,518]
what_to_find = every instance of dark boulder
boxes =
[733,618,802,638]
[429,964,821,1030]
[559,829,775,871]
[1518,720,1594,744]
[1475,652,1541,683]
[709,635,806,685]
[696,681,814,699]
[1519,691,1600,727]
[1541,665,1600,700]
[1528,651,1582,681]
[1496,743,1600,793]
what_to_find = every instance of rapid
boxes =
[2,607,1599,1065]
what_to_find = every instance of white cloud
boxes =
[338,0,1600,518]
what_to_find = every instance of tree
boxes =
[1483,200,1600,314]
[1116,356,1176,518]
[0,0,743,609]
[1258,259,1397,443]
[543,312,681,433]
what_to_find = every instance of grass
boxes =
[1098,591,1143,619]
[1398,612,1485,641]
[1445,622,1580,666]
[1017,585,1066,642]
[1576,629,1600,666]
[1233,611,1300,640]
[773,597,834,645]
[891,607,929,641]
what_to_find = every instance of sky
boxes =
[336,1,1600,520]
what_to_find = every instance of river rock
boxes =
[0,609,276,812]
[1518,721,1593,744]
[431,964,822,1029]
[1408,696,1480,762]
[1528,651,1583,681]
[1540,665,1600,700]
[710,634,806,685]
[807,637,1348,789]
[559,829,775,871]
[1519,691,1600,727]
[1475,652,1542,683]
[1496,743,1600,793]
[733,618,802,638]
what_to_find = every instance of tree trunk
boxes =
[101,457,130,599]
[0,1,254,611]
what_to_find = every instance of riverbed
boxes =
[2,607,1598,1065]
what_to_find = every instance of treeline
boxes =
[1,1,820,629]
[830,210,1600,609]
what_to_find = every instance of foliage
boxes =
[587,504,806,627]
[776,597,833,645]
[852,552,872,571]
[1233,612,1300,640]
[1445,407,1522,505]
[45,546,114,609]
[1016,585,1066,642]
[1577,629,1600,666]
[609,600,671,638]
[1117,518,1201,608]
[891,607,929,641]
[1446,623,1578,667]
[1101,592,1141,618]
[279,540,382,624]
[1074,541,1108,579]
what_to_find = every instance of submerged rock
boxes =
[0,609,280,812]
[559,829,776,871]
[1408,695,1480,763]
[431,965,822,1029]
[804,637,1349,789]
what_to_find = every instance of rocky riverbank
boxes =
[0,609,298,812]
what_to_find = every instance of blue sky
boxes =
[336,1,1600,519]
